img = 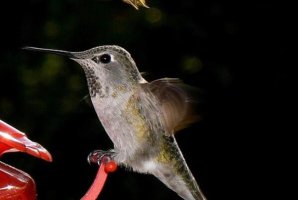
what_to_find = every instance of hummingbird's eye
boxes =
[92,54,111,64]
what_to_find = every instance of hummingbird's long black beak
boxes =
[22,47,78,59]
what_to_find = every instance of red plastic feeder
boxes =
[0,120,52,200]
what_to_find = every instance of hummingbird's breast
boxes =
[91,88,163,163]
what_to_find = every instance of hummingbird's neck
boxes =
[82,60,146,98]
[83,67,104,98]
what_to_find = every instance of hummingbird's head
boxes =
[23,45,145,97]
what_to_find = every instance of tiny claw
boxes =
[87,150,115,165]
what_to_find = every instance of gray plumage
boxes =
[23,45,207,200]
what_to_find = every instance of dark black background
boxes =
[0,0,293,199]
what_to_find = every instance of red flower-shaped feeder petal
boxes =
[0,120,52,200]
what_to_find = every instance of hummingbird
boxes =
[23,45,207,200]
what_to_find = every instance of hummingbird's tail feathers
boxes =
[153,136,207,200]
[152,161,206,200]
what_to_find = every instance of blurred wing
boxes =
[80,94,93,107]
[141,78,199,134]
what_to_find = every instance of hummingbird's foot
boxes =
[87,149,116,165]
